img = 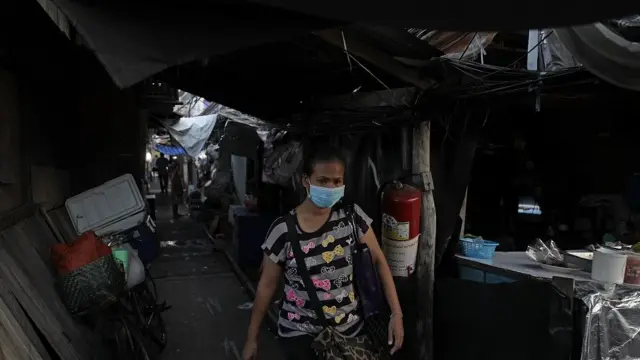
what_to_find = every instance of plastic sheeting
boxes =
[165,115,217,158]
[218,107,271,130]
[218,121,261,160]
[554,24,640,91]
[609,16,640,42]
[576,281,640,360]
[405,30,497,63]
[262,141,303,186]
[173,91,210,118]
[442,33,495,62]
[203,160,234,210]
[540,29,580,71]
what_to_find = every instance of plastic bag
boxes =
[526,239,564,265]
[52,232,112,275]
[204,169,232,198]
[262,141,303,186]
[126,245,145,289]
[111,244,145,289]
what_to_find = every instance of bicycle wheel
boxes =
[130,280,168,352]
[144,269,158,297]
[106,315,151,360]
[123,317,152,360]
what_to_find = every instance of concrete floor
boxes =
[148,192,283,360]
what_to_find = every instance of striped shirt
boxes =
[262,204,373,338]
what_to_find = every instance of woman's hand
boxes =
[388,313,404,355]
[242,338,258,360]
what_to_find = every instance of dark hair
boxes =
[303,145,346,176]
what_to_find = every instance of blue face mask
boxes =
[309,185,345,208]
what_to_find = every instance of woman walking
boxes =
[242,146,403,360]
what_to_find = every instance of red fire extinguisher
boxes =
[381,181,422,277]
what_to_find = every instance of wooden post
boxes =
[412,121,436,360]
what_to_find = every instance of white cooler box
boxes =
[65,174,158,265]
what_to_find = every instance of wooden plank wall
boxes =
[0,296,42,360]
[0,205,101,360]
[0,278,48,360]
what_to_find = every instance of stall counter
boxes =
[456,252,592,284]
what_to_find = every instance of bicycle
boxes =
[122,272,170,353]
[103,234,171,359]
[100,302,152,360]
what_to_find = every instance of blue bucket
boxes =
[459,238,499,259]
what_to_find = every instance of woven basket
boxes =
[57,255,126,316]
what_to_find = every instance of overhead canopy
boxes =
[44,0,640,90]
[555,22,640,91]
[47,0,336,88]
[245,0,640,30]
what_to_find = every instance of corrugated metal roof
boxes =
[406,30,498,62]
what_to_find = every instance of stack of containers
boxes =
[65,174,159,267]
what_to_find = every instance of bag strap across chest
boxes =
[285,214,330,328]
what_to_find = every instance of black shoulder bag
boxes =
[344,204,391,354]
[285,214,380,360]
[344,204,386,318]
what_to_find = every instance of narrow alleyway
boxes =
[147,192,283,359]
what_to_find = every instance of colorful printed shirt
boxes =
[262,204,373,338]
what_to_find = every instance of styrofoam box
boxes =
[66,174,145,235]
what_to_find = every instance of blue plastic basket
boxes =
[459,238,499,259]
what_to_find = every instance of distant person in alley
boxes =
[243,146,404,360]
[170,161,185,219]
[155,153,170,194]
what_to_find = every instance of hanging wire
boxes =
[442,31,587,98]
[335,31,392,91]
[174,94,202,115]
[345,49,391,90]
[477,30,556,79]
[455,73,595,98]
[341,31,354,73]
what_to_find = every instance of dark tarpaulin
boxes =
[247,0,640,31]
[554,24,640,91]
[45,0,640,91]
[47,0,337,88]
